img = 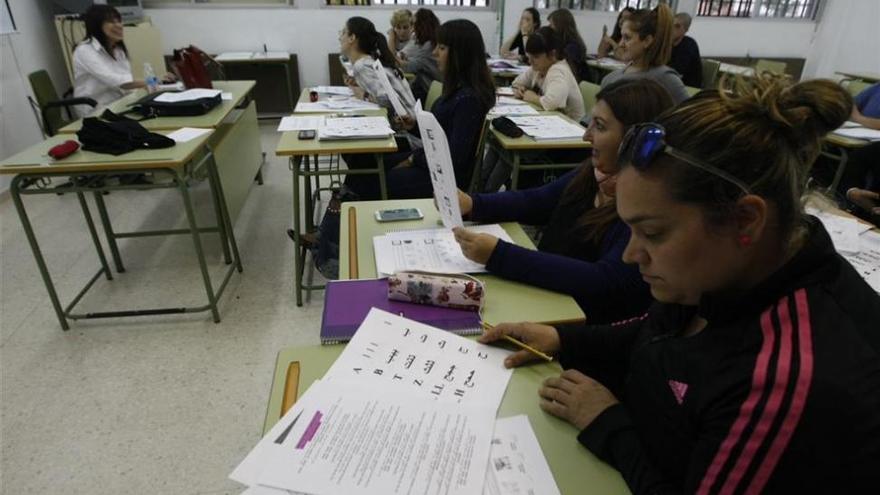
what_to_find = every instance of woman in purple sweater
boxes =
[453,79,673,323]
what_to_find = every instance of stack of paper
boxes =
[230,308,521,495]
[311,85,354,96]
[294,99,380,113]
[841,230,880,293]
[276,115,324,132]
[489,104,539,116]
[487,58,528,74]
[832,125,880,141]
[153,88,221,103]
[509,115,586,141]
[318,116,393,141]
[808,207,880,292]
[373,225,515,276]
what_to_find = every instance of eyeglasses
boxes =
[618,123,751,195]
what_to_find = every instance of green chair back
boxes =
[685,86,701,97]
[425,81,443,111]
[755,59,787,76]
[578,80,601,117]
[843,79,871,98]
[701,59,721,89]
[28,70,66,137]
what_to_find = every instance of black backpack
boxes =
[128,90,222,118]
[76,112,175,156]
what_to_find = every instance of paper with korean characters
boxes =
[416,102,463,229]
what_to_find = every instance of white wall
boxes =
[802,0,880,80]
[0,0,69,193]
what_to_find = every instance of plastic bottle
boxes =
[144,62,159,93]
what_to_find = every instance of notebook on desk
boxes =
[321,279,482,344]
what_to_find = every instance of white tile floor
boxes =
[0,123,326,494]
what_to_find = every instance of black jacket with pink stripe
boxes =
[558,218,880,494]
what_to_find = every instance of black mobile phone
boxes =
[298,129,316,140]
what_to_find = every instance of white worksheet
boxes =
[312,85,354,96]
[256,381,496,495]
[373,224,514,275]
[809,208,872,254]
[496,87,516,96]
[841,230,880,293]
[489,104,540,116]
[483,415,561,495]
[324,309,513,409]
[277,115,325,132]
[318,116,393,140]
[832,126,880,141]
[372,59,408,117]
[294,100,380,113]
[153,88,221,103]
[416,102,462,228]
[509,115,586,141]
[166,127,212,143]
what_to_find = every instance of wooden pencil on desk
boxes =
[481,322,553,362]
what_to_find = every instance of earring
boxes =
[738,234,752,247]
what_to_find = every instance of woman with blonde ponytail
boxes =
[600,4,689,103]
[479,74,880,493]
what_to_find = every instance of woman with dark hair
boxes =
[501,7,540,63]
[345,19,494,200]
[480,75,880,494]
[454,79,673,323]
[339,16,416,117]
[548,8,590,82]
[72,5,172,116]
[598,6,635,59]
[399,8,441,103]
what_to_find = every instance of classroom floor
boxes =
[0,123,326,494]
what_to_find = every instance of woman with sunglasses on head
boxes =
[600,4,689,104]
[339,17,416,117]
[455,79,673,324]
[501,7,541,63]
[345,19,494,200]
[480,74,880,493]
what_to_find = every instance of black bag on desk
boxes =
[128,90,222,118]
[76,113,175,156]
[491,116,524,138]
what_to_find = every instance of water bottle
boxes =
[144,62,159,93]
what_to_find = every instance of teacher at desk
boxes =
[72,5,173,117]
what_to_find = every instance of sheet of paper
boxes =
[810,209,872,254]
[251,51,290,60]
[215,51,255,61]
[277,115,325,132]
[312,85,354,96]
[496,87,516,96]
[221,92,232,101]
[416,103,462,229]
[319,116,393,140]
[372,59,408,116]
[373,224,514,275]
[841,230,880,293]
[323,308,513,409]
[256,380,496,495]
[156,82,184,92]
[483,415,561,495]
[833,126,880,141]
[495,96,524,106]
[294,99,380,113]
[509,115,586,141]
[153,88,222,103]
[166,127,211,143]
[489,105,540,116]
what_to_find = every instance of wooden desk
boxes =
[487,111,591,190]
[0,132,242,330]
[216,53,299,116]
[263,345,629,495]
[339,198,586,326]
[835,71,880,83]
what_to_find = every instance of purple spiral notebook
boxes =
[320,279,482,344]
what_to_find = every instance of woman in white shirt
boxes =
[72,5,146,116]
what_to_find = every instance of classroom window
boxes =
[144,0,290,6]
[533,0,673,11]
[697,0,821,19]
[324,0,490,5]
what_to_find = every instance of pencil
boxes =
[481,322,553,362]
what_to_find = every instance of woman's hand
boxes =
[512,86,525,99]
[521,90,540,105]
[452,227,498,265]
[478,322,561,368]
[539,370,619,430]
[847,188,880,215]
[161,72,178,83]
[395,114,416,131]
[458,190,473,216]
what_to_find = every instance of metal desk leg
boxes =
[510,152,521,191]
[828,147,850,194]
[291,156,304,307]
[10,176,69,330]
[206,153,243,273]
[176,173,221,323]
[76,192,113,282]
[303,155,316,233]
[377,154,388,200]
[92,190,125,273]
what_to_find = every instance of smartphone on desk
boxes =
[375,208,424,222]
[298,129,316,140]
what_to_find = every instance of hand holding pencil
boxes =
[479,322,560,368]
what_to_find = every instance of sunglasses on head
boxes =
[618,123,751,195]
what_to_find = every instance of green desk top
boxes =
[835,71,880,83]
[264,345,629,495]
[275,131,398,157]
[339,198,585,326]
[826,132,873,149]
[0,131,212,175]
[491,111,592,151]
[57,80,256,133]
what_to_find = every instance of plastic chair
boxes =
[755,59,787,76]
[701,59,721,89]
[685,86,701,97]
[843,79,871,98]
[27,70,96,137]
[579,80,601,117]
[425,81,443,112]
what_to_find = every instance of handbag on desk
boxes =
[77,112,175,156]
[172,45,218,89]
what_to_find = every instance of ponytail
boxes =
[629,3,674,67]
[346,17,404,79]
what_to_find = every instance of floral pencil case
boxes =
[387,271,484,312]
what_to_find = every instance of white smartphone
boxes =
[375,208,424,222]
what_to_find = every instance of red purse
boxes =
[172,45,217,89]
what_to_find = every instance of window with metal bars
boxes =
[533,0,672,11]
[697,0,820,19]
[325,0,490,6]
